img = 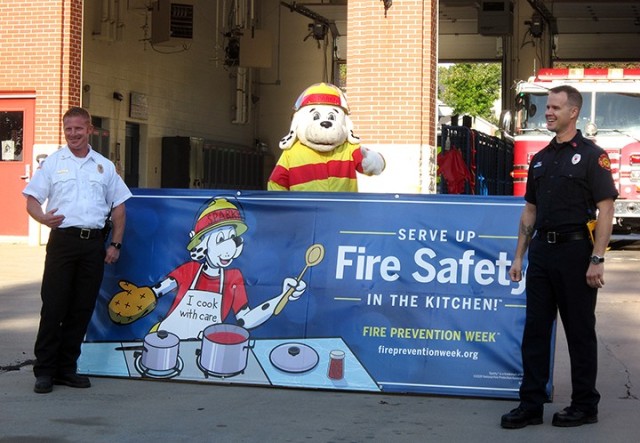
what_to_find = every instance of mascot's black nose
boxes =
[320,121,333,129]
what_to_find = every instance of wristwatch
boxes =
[589,255,604,265]
[110,242,122,250]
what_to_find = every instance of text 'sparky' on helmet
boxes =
[187,198,247,251]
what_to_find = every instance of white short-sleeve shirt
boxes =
[23,146,132,229]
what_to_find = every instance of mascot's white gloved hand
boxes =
[281,277,307,301]
[360,146,385,176]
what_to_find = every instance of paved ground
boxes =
[1,242,638,443]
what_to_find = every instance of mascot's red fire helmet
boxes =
[187,198,247,251]
[293,83,350,114]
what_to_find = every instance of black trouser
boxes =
[33,230,105,377]
[519,236,600,413]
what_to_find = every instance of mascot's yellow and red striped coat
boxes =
[268,140,365,192]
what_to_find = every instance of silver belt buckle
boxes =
[80,228,91,239]
[546,231,557,244]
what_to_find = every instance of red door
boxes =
[0,95,35,238]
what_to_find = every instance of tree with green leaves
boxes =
[438,63,501,123]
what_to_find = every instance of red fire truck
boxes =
[508,67,640,238]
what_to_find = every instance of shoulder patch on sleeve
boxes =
[598,153,611,171]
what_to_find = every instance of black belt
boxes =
[55,227,103,240]
[535,230,587,244]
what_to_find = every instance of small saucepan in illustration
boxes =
[133,330,184,378]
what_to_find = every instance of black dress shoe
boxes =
[34,376,53,394]
[552,406,598,427]
[53,373,91,388]
[501,406,543,429]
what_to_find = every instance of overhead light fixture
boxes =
[306,22,328,41]
[529,13,544,38]
[281,1,340,38]
[381,0,392,17]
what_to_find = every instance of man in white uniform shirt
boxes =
[23,107,132,394]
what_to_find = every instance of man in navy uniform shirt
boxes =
[501,85,618,428]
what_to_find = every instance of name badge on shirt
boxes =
[97,164,104,174]
[572,153,581,165]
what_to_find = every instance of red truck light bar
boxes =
[536,68,640,81]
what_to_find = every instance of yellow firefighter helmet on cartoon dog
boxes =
[187,198,248,251]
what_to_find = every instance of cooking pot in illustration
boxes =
[196,324,254,377]
[134,330,183,378]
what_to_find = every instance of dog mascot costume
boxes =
[268,83,385,192]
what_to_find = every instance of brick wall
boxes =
[347,0,437,147]
[0,0,82,145]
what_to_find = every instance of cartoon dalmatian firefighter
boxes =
[108,197,308,340]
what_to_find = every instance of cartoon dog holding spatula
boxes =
[108,197,324,340]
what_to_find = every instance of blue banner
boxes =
[79,189,554,399]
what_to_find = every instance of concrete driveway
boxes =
[1,243,638,442]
